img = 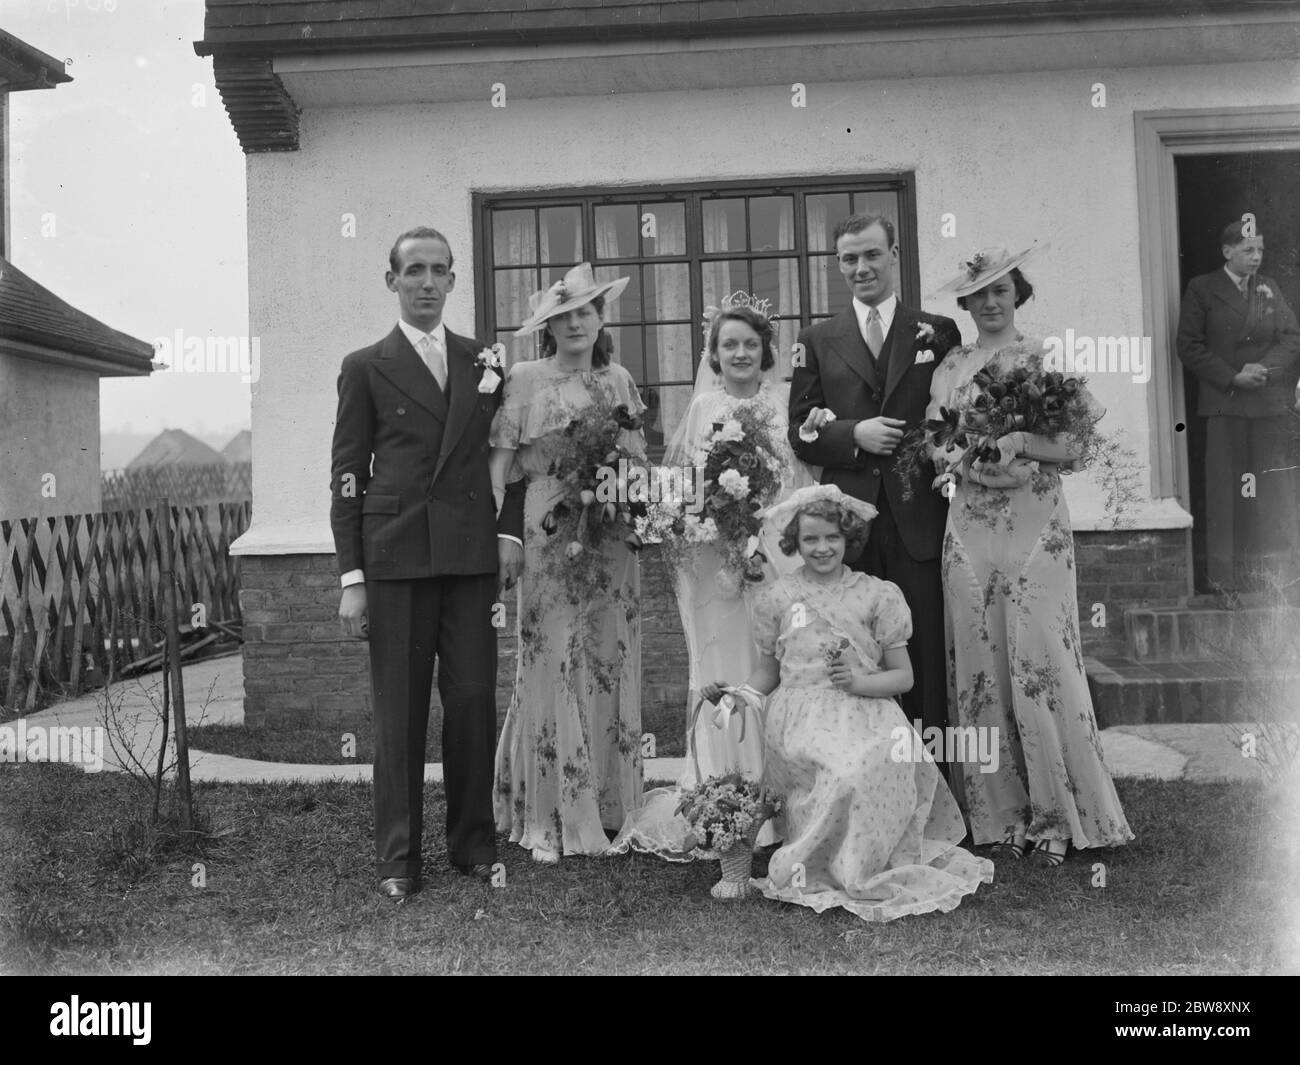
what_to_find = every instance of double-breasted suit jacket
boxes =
[330,325,523,578]
[789,302,962,562]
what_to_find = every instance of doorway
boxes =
[1173,150,1300,592]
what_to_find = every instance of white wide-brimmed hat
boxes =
[513,262,630,336]
[932,242,1048,299]
[758,484,878,530]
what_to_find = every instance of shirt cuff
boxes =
[340,569,365,587]
[497,534,523,548]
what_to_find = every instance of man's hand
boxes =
[852,416,907,455]
[1233,363,1269,390]
[498,538,524,595]
[339,584,369,640]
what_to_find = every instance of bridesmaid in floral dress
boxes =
[927,245,1133,866]
[489,264,647,863]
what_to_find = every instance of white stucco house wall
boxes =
[196,0,1300,728]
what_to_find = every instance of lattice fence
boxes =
[0,500,251,713]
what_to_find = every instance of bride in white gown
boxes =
[610,294,816,859]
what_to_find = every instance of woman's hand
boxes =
[967,456,1035,488]
[700,682,728,705]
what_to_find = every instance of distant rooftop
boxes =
[0,257,154,377]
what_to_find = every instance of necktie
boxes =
[863,307,884,361]
[421,333,447,392]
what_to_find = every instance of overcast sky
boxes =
[5,0,249,439]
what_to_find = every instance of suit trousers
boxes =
[1204,415,1299,591]
[367,573,499,876]
[851,488,952,771]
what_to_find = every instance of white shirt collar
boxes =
[397,318,446,349]
[853,293,897,338]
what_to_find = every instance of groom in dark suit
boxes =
[790,214,961,765]
[331,227,524,900]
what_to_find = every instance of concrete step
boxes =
[1085,655,1299,726]
[1124,604,1300,664]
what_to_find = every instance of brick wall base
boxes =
[237,548,689,732]
[239,530,1188,729]
[1075,528,1190,657]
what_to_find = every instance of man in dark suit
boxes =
[1176,219,1300,591]
[331,227,524,900]
[789,213,961,763]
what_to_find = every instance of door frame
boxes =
[1134,105,1300,508]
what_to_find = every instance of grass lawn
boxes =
[0,763,1287,975]
[188,699,688,763]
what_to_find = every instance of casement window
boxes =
[475,176,918,453]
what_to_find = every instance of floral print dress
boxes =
[928,340,1134,850]
[491,359,647,856]
[752,568,993,922]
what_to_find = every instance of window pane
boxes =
[808,254,848,316]
[851,191,898,235]
[595,264,641,325]
[772,318,801,380]
[642,202,685,256]
[645,262,690,321]
[806,193,852,251]
[645,383,694,453]
[594,204,639,260]
[493,209,537,263]
[702,259,750,307]
[752,257,800,319]
[606,325,644,381]
[539,205,582,262]
[645,324,694,387]
[750,196,794,251]
[495,267,539,329]
[497,329,538,370]
[702,198,747,252]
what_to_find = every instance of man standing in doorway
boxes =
[1176,219,1300,591]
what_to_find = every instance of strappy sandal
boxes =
[1027,838,1068,867]
[990,832,1028,860]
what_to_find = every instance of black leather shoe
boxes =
[379,876,419,900]
[452,862,494,880]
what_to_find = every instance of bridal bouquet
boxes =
[540,396,647,600]
[655,404,784,594]
[898,354,1102,497]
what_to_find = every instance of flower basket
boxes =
[677,694,783,901]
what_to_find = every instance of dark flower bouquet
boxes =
[657,403,784,595]
[898,355,1101,497]
[542,396,647,561]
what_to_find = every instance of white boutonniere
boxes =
[475,344,505,393]
[915,322,936,344]
[1256,283,1274,301]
